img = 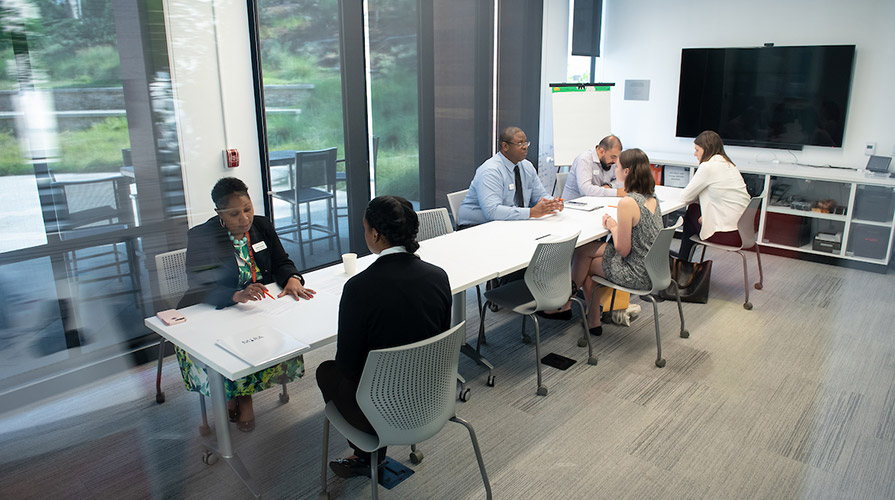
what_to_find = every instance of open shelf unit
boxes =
[652,154,895,267]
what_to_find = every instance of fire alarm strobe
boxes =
[225,149,239,168]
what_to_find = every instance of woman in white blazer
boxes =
[677,131,751,261]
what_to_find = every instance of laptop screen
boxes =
[866,155,892,173]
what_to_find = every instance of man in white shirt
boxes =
[561,135,625,199]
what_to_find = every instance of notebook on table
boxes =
[215,325,309,366]
[563,198,604,211]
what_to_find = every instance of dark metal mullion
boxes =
[338,0,372,254]
[521,0,544,168]
[417,0,435,209]
[246,0,274,222]
[473,0,495,165]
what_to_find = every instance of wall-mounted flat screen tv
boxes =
[676,45,856,149]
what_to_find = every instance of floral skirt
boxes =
[175,346,304,399]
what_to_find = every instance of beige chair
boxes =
[690,195,765,310]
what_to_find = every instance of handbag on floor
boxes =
[659,257,712,304]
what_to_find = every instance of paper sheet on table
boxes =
[215,325,309,366]
[564,198,604,211]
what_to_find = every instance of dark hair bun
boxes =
[364,195,420,253]
[211,177,249,208]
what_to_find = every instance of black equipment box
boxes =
[764,212,812,248]
[848,225,890,260]
[853,185,894,222]
[812,232,841,253]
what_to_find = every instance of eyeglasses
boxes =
[505,141,530,148]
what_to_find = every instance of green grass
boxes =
[0,117,128,176]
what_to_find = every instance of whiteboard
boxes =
[550,84,613,166]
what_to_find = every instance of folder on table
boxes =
[215,326,309,366]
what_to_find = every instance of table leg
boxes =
[453,290,495,377]
[205,370,262,498]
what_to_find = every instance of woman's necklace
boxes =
[228,231,248,246]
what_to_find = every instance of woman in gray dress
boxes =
[573,148,662,335]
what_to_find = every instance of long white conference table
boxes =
[144,186,685,497]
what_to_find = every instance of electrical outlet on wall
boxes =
[865,142,876,156]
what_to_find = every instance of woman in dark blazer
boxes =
[317,195,452,480]
[177,177,315,432]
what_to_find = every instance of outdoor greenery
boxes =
[0,0,422,199]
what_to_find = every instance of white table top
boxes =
[145,186,685,381]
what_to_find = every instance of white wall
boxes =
[595,0,895,167]
[164,0,264,227]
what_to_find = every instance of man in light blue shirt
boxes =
[457,127,563,227]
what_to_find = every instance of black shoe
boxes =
[536,309,572,321]
[589,326,603,336]
[329,458,384,479]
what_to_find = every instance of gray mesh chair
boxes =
[591,218,689,368]
[445,189,468,230]
[690,195,765,310]
[319,322,491,500]
[478,232,597,396]
[555,172,569,198]
[416,208,454,241]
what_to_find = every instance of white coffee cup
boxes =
[342,253,357,275]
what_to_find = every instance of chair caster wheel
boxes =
[319,491,331,500]
[156,392,165,404]
[587,357,598,366]
[680,330,690,338]
[458,388,471,402]
[536,386,548,396]
[743,302,753,310]
[202,451,218,465]
[521,335,531,344]
[754,283,763,290]
[656,358,666,368]
[577,338,587,347]
[280,393,290,404]
[199,425,212,437]
[486,375,495,387]
[409,450,424,464]
[488,303,500,312]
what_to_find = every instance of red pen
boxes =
[608,205,617,209]
[263,289,276,300]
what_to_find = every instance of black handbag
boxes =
[659,257,712,304]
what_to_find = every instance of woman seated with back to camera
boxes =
[677,130,751,261]
[552,148,663,335]
[177,177,316,432]
[317,195,452,481]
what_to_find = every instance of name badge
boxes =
[252,241,268,252]
[508,183,515,191]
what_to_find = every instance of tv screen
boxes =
[675,45,855,149]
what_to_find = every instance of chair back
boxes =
[524,232,580,312]
[416,208,453,241]
[737,196,764,249]
[296,147,338,192]
[50,174,131,233]
[445,189,468,229]
[555,172,569,198]
[356,322,465,447]
[155,249,188,309]
[643,217,684,293]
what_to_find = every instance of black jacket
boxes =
[335,252,452,382]
[178,215,303,309]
